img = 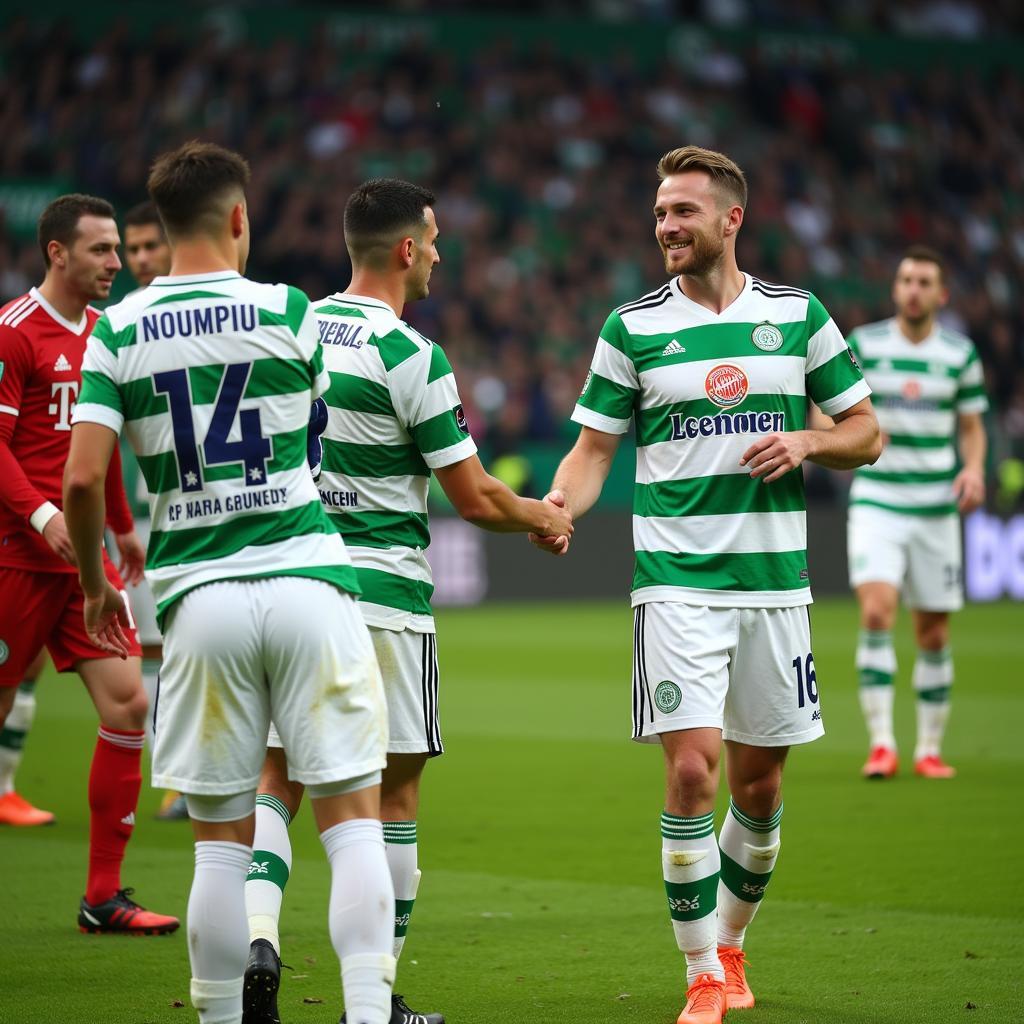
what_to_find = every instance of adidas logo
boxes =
[53,353,72,372]
[121,812,135,826]
[662,340,686,357]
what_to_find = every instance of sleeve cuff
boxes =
[424,436,478,470]
[571,405,631,435]
[817,379,872,417]
[29,501,60,534]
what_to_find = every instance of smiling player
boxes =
[531,146,880,1024]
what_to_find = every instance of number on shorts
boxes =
[792,652,818,708]
[153,364,272,493]
[943,564,962,589]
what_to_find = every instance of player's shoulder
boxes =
[847,317,892,341]
[615,281,674,319]
[936,324,976,358]
[748,276,810,302]
[0,292,39,346]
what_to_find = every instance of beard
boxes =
[662,229,725,278]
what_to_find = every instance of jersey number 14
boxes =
[154,363,271,493]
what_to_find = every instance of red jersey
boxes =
[0,287,134,573]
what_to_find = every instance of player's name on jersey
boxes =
[318,320,366,348]
[319,488,359,508]
[669,410,786,441]
[140,303,257,342]
[167,486,290,522]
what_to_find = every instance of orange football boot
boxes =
[862,746,898,779]
[0,791,55,826]
[677,973,728,1024]
[914,755,956,779]
[718,947,754,1009]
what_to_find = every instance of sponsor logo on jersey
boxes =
[901,379,922,400]
[53,352,73,372]
[319,488,359,508]
[751,322,784,352]
[705,364,748,408]
[662,339,686,357]
[0,639,8,665]
[454,403,469,433]
[670,410,786,441]
[654,679,682,714]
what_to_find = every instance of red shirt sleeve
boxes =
[0,324,49,523]
[104,442,135,535]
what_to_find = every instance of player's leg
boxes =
[155,580,278,1024]
[716,742,788,1010]
[265,578,393,1024]
[0,649,56,826]
[244,744,304,1024]
[855,582,901,776]
[719,606,823,1010]
[910,610,955,776]
[636,603,731,1024]
[905,514,962,778]
[849,506,906,778]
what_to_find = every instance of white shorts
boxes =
[632,602,823,747]
[847,505,963,611]
[269,626,442,757]
[153,576,387,795]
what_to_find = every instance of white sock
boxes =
[383,821,419,960]
[717,800,782,949]
[189,841,253,1024]
[321,818,395,1024]
[913,647,953,760]
[246,794,293,954]
[661,811,724,984]
[856,630,897,750]
[0,681,37,794]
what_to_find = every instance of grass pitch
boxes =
[5,598,1022,1023]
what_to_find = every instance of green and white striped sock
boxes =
[913,647,953,760]
[0,680,37,795]
[383,821,419,960]
[857,629,897,750]
[661,810,724,984]
[246,793,293,954]
[717,799,782,949]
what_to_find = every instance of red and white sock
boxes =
[86,726,145,905]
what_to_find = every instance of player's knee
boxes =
[119,688,149,730]
[915,619,948,651]
[731,775,781,820]
[862,604,893,631]
[667,750,716,800]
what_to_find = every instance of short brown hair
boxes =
[900,244,945,282]
[37,193,115,268]
[344,178,437,269]
[656,146,748,209]
[147,140,251,238]
[124,200,165,235]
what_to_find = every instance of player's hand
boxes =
[114,530,146,585]
[83,581,132,659]
[42,512,77,565]
[741,432,813,483]
[952,465,985,514]
[528,489,573,556]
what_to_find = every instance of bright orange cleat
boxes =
[0,791,55,826]
[862,746,898,779]
[677,973,728,1024]
[915,755,956,779]
[718,947,754,1009]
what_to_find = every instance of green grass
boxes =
[5,598,1022,1023]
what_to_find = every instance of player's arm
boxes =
[63,422,132,657]
[104,443,145,585]
[530,426,622,555]
[953,412,986,514]
[434,454,573,536]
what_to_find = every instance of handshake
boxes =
[527,489,573,556]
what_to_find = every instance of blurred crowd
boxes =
[1,6,1022,493]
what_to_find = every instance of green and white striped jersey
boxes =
[73,271,359,627]
[847,318,987,516]
[313,293,477,632]
[573,275,870,608]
